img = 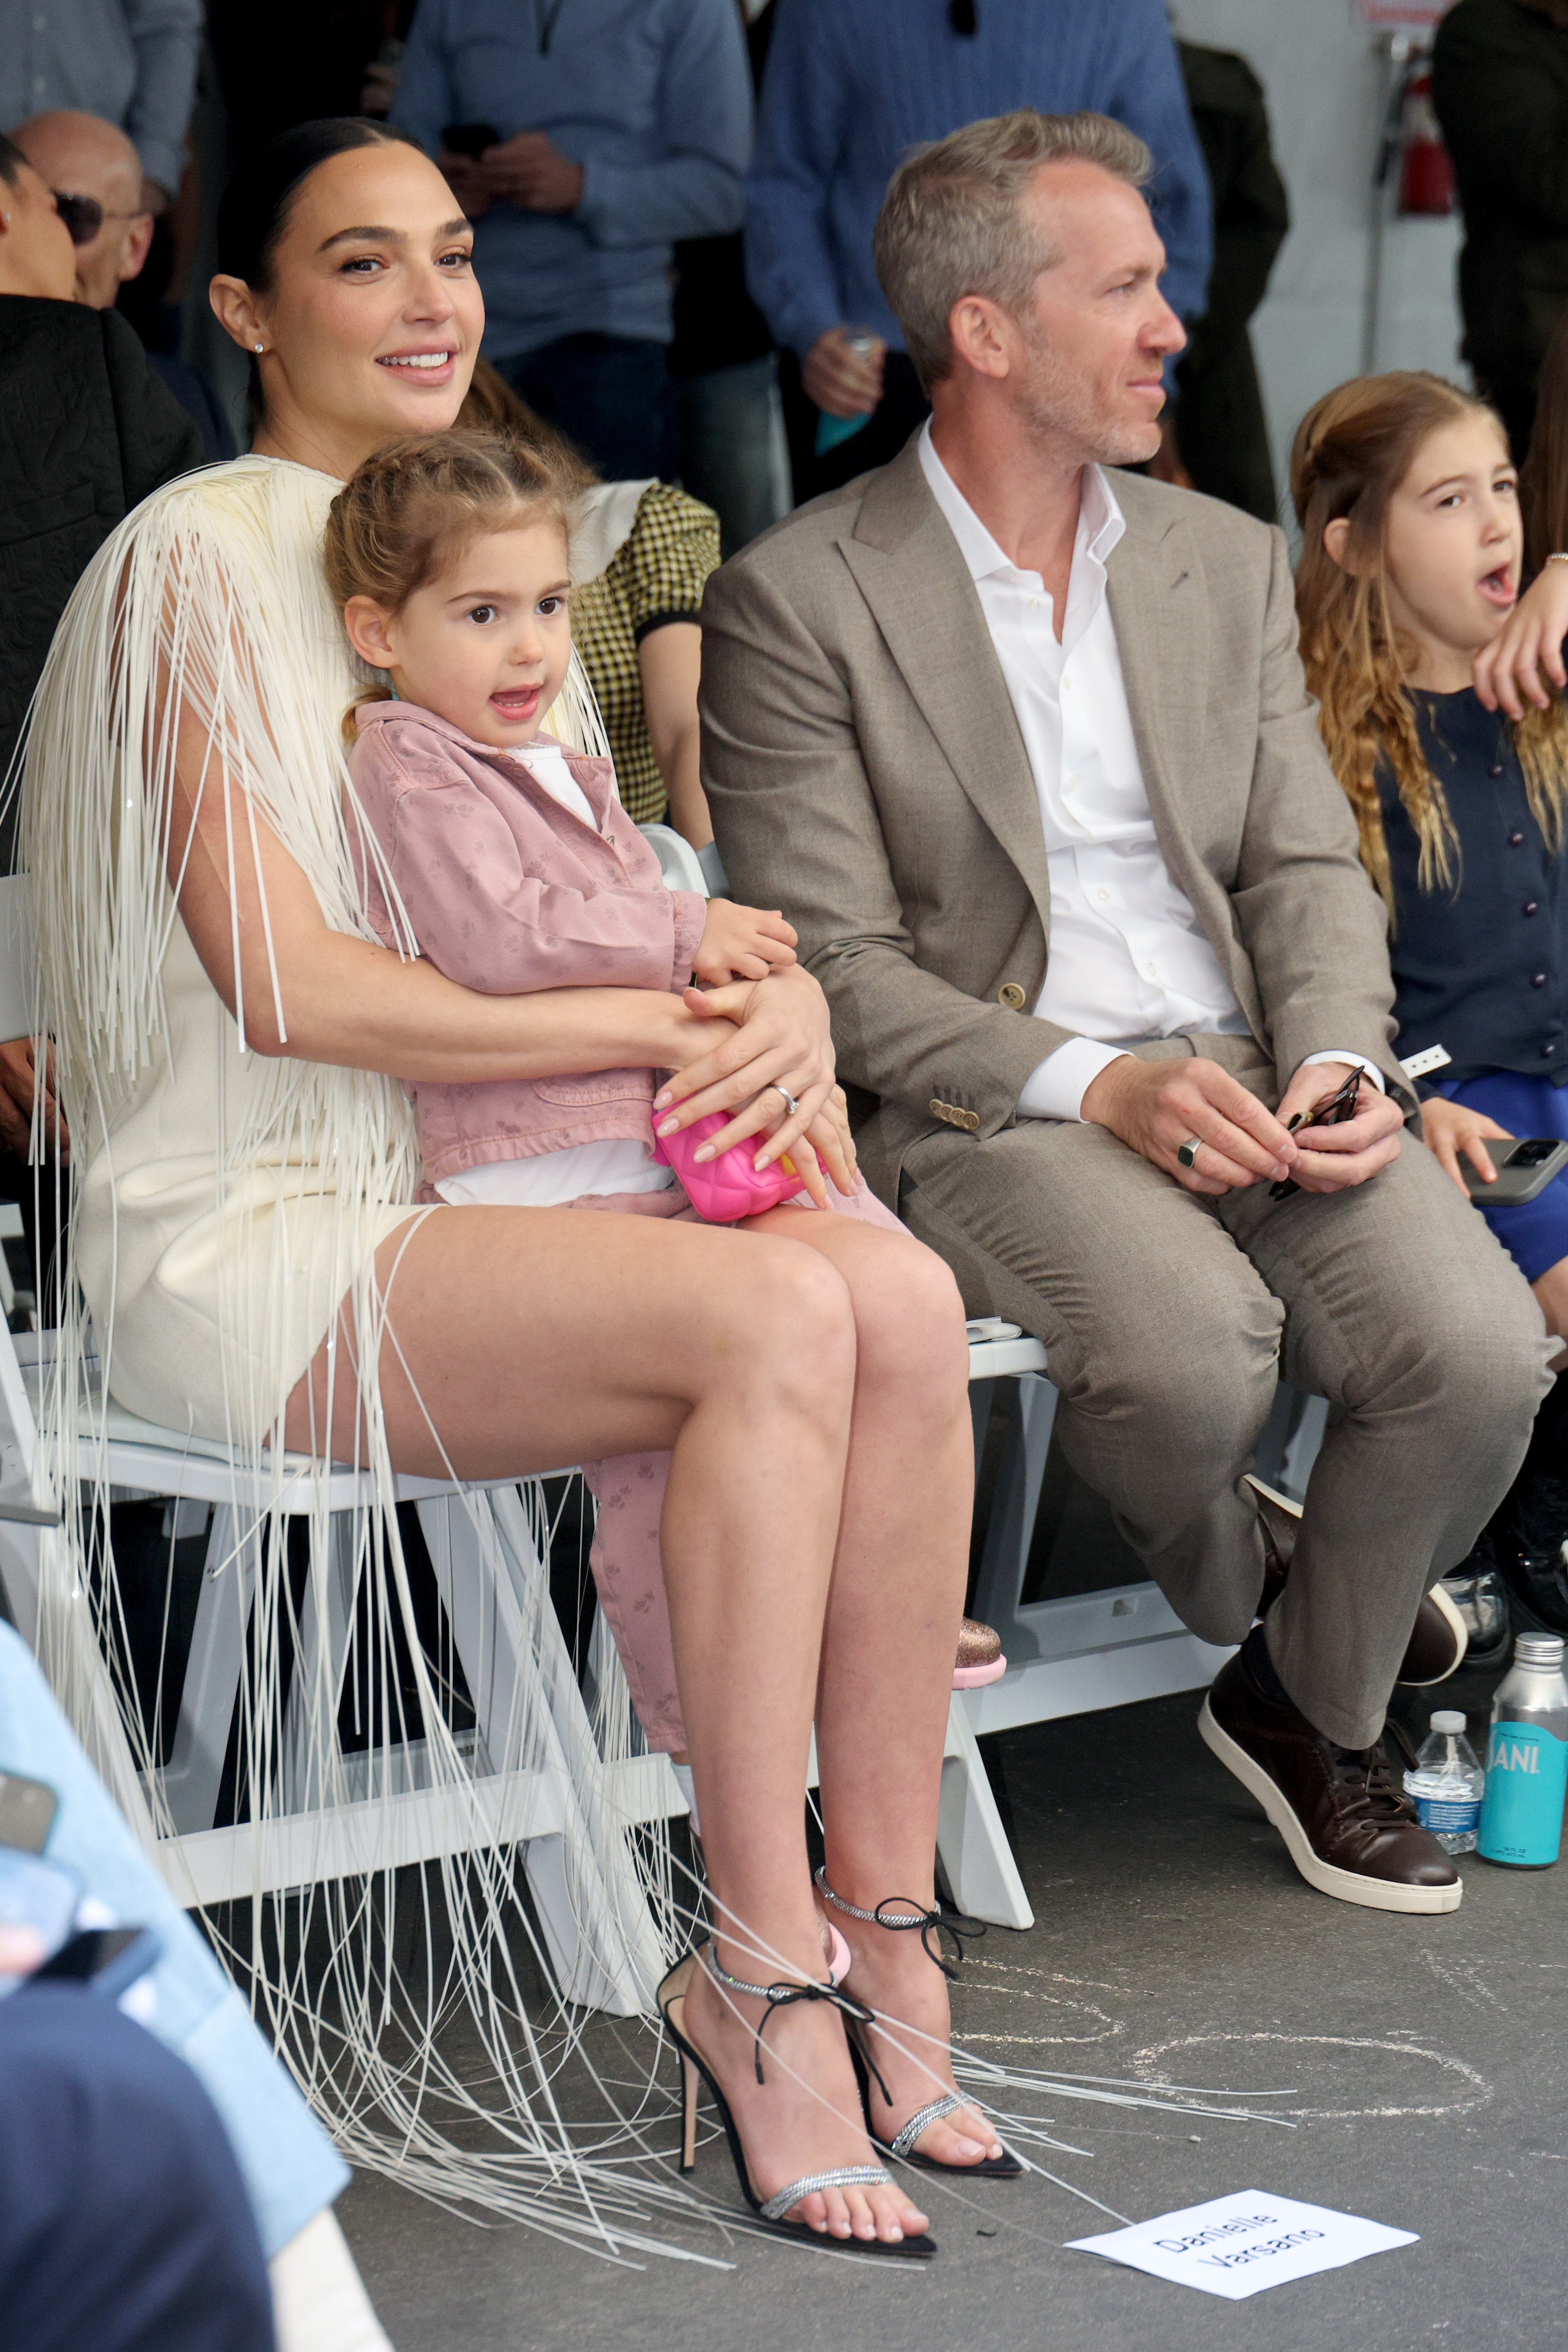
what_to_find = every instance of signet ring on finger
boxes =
[1176,1136,1202,1169]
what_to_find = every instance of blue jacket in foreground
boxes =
[1383,687,1568,1088]
[745,0,1214,361]
[392,0,752,359]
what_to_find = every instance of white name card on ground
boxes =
[1067,2189,1417,2301]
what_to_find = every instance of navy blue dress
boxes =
[1380,686,1568,1280]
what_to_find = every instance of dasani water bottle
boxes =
[1403,1709,1484,1853]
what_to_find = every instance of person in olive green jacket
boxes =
[1433,0,1568,462]
[1170,40,1289,526]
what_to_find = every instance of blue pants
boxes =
[0,1987,275,2352]
[493,332,677,481]
[1435,1069,1568,1283]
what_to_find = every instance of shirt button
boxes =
[1532,972,1548,987]
[1546,1043,1558,1058]
[1095,887,1111,903]
[1488,763,1504,778]
[1146,961,1158,978]
[1027,596,1041,612]
[1510,832,1524,846]
[1062,676,1073,693]
[1065,772,1077,790]
[1525,901,1540,916]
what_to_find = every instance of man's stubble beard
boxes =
[1013,317,1163,471]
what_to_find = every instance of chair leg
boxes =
[970,1373,1059,1657]
[279,1513,359,1817]
[936,1694,1034,1931]
[162,1505,254,1835]
[418,1486,668,2016]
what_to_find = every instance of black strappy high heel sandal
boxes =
[656,1946,937,2258]
[816,1868,1023,2179]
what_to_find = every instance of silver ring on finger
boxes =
[769,1081,800,1119]
[1176,1136,1202,1170]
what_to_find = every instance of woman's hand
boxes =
[1473,563,1568,719]
[1420,1095,1512,1194]
[653,965,838,1174]
[691,899,797,987]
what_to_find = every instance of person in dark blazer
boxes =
[0,130,201,1185]
[1433,0,1568,463]
[1171,38,1289,525]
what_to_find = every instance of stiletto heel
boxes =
[680,2049,699,2173]
[816,1869,1023,2180]
[656,1948,937,2259]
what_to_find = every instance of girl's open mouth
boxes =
[1477,566,1516,609]
[491,686,542,720]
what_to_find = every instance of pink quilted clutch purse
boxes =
[651,1107,804,1222]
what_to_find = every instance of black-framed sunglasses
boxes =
[52,191,146,247]
[949,0,977,29]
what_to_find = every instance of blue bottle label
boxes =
[1413,1794,1480,1833]
[1478,1720,1568,1865]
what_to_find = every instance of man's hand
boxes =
[0,1036,64,1161]
[691,899,798,987]
[1081,1054,1298,1195]
[1419,1095,1511,1195]
[801,326,885,421]
[1274,1059,1404,1194]
[482,133,585,214]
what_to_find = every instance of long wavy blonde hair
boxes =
[1291,371,1568,917]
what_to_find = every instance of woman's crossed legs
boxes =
[283,1200,983,2241]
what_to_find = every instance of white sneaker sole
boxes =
[1198,1695,1463,1914]
[1398,1578,1469,1685]
[1244,1474,1469,1683]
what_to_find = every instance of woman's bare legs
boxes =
[692,1208,1003,2169]
[284,1204,931,2242]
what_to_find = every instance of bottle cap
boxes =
[1430,1709,1465,1733]
[1515,1632,1566,1667]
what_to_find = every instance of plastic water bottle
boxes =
[1403,1709,1485,1852]
[1477,1631,1568,1868]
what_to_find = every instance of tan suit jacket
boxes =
[699,439,1409,1209]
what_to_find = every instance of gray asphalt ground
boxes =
[339,1632,1563,2351]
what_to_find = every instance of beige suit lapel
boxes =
[839,446,1054,940]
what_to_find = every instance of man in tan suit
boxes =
[700,110,1555,1914]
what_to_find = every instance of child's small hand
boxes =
[692,898,798,986]
[1419,1096,1512,1194]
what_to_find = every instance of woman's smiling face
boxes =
[213,140,484,476]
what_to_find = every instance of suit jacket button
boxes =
[998,982,1027,1009]
[929,1098,945,1118]
[964,1109,980,1131]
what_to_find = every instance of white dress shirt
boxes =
[916,424,1381,1120]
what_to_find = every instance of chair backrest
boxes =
[637,823,709,898]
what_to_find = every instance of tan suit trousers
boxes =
[898,1050,1554,1748]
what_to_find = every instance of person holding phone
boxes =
[1293,370,1568,1633]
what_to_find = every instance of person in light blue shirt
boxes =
[748,0,1212,498]
[392,0,753,480]
[0,0,200,207]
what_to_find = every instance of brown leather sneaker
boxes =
[954,1618,1005,1688]
[1199,1634,1462,1913]
[1247,1476,1467,1687]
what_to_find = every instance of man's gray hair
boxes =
[872,110,1153,391]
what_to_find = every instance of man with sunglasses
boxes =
[0,130,200,1192]
[12,111,235,463]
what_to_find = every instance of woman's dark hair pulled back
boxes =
[216,119,424,427]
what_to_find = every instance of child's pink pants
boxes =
[569,1174,905,1753]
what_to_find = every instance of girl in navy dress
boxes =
[1293,371,1568,1635]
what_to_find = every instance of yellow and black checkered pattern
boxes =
[573,482,721,824]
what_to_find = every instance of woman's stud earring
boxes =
[253,342,264,354]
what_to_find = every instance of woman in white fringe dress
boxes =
[22,120,1006,2253]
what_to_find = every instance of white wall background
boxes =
[1174,0,1465,523]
